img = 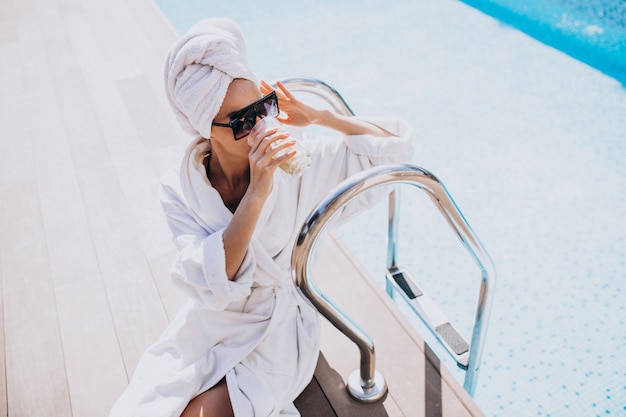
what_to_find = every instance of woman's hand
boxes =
[260,80,391,137]
[260,80,323,127]
[245,117,296,198]
[221,117,295,281]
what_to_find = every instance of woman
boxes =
[110,17,413,417]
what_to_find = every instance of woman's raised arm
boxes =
[260,80,392,138]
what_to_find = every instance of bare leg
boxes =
[180,378,234,417]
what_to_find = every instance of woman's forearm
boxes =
[221,192,265,280]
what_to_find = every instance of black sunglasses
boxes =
[212,91,279,140]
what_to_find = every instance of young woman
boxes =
[110,17,413,417]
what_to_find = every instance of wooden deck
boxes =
[0,0,484,416]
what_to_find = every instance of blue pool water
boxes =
[155,0,626,416]
[461,0,626,85]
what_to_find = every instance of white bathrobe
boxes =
[110,117,413,417]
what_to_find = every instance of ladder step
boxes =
[389,266,423,298]
[436,323,469,355]
[386,267,469,369]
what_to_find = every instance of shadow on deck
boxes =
[296,353,390,417]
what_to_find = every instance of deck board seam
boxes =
[0,245,7,417]
[314,375,339,417]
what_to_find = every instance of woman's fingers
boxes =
[275,80,296,101]
[260,80,293,102]
[259,80,274,95]
[248,121,294,164]
[259,134,295,162]
[258,80,314,127]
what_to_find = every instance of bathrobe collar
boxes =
[179,137,279,236]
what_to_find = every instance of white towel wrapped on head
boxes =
[164,17,258,139]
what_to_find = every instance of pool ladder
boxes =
[285,78,496,401]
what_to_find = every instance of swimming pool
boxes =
[154,0,626,415]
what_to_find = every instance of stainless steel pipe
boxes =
[291,164,496,399]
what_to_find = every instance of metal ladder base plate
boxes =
[386,267,469,369]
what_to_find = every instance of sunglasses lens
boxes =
[232,111,256,140]
[230,92,279,140]
[259,95,278,119]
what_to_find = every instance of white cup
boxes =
[255,116,311,177]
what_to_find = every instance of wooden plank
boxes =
[29,2,173,413]
[76,161,170,376]
[424,344,443,417]
[63,11,176,262]
[1,183,73,417]
[0,243,7,417]
[16,13,102,290]
[63,0,187,279]
[0,34,22,417]
[45,34,111,173]
[130,0,180,50]
[57,0,82,17]
[55,278,129,416]
[99,0,177,112]
[27,1,167,412]
[123,0,179,107]
[295,359,338,417]
[116,75,184,151]
[104,120,176,262]
[17,3,132,415]
[147,250,186,322]
[0,0,17,44]
[11,0,36,20]
[309,353,400,417]
[0,42,30,183]
[58,5,176,379]
[0,23,72,417]
[76,0,131,65]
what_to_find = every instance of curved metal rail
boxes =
[279,77,356,116]
[284,77,388,402]
[285,78,496,398]
[291,165,496,398]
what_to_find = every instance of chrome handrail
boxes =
[283,77,387,402]
[383,166,497,395]
[291,165,496,398]
[285,78,495,398]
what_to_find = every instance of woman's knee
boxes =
[180,379,234,417]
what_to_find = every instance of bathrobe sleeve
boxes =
[160,171,255,311]
[298,116,414,220]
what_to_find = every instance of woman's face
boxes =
[210,79,261,154]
